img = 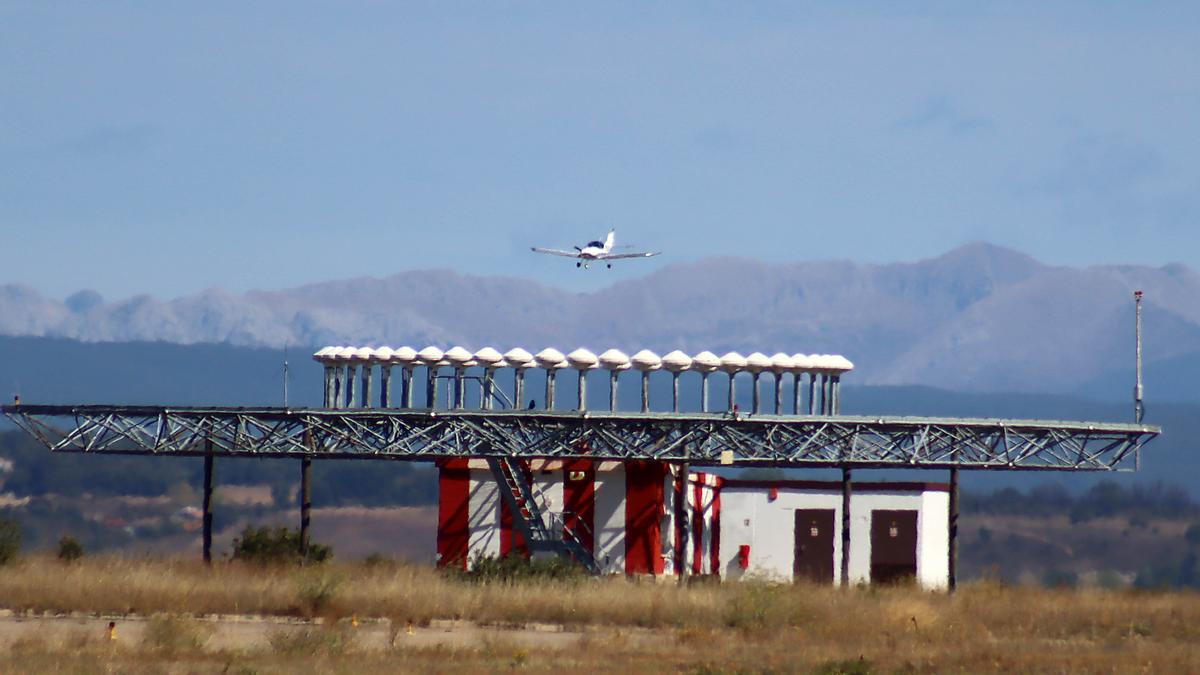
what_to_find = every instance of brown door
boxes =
[870,510,918,584]
[794,509,835,583]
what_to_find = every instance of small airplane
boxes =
[531,229,660,268]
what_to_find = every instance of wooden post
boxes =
[300,457,312,557]
[949,467,959,592]
[202,440,214,564]
[841,467,852,587]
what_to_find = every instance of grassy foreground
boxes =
[0,556,1198,673]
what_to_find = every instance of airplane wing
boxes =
[600,251,660,260]
[531,247,582,258]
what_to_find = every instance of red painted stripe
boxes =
[692,476,704,575]
[673,469,684,575]
[562,460,595,554]
[624,461,665,575]
[436,463,470,569]
[710,477,721,576]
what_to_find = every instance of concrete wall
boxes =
[716,484,949,589]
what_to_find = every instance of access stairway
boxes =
[486,456,600,574]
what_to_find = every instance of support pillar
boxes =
[608,370,619,411]
[577,370,588,411]
[831,375,841,415]
[381,365,392,407]
[773,373,783,415]
[514,369,526,409]
[640,371,651,413]
[345,365,358,407]
[401,367,413,408]
[671,372,681,413]
[818,374,828,415]
[322,366,334,407]
[545,370,557,410]
[841,467,852,587]
[807,373,816,415]
[454,368,466,409]
[483,369,495,410]
[727,373,737,412]
[333,369,344,408]
[792,373,801,415]
[300,456,312,557]
[700,373,709,413]
[949,467,959,593]
[751,373,761,414]
[202,440,214,564]
[361,364,373,409]
[426,366,439,408]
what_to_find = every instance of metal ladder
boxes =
[486,456,600,574]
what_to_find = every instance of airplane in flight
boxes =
[531,229,660,268]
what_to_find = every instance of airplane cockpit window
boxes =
[587,240,603,248]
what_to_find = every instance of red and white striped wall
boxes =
[437,459,676,575]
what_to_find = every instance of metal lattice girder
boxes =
[2,405,1160,471]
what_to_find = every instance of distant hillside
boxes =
[4,244,1200,394]
[1,336,1194,496]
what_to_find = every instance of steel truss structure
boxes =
[2,405,1160,471]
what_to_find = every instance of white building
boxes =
[438,460,951,588]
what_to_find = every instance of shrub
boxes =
[57,535,84,563]
[454,553,586,583]
[0,516,21,565]
[230,525,331,566]
[268,626,353,655]
[144,613,210,653]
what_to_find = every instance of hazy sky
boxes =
[3,3,1198,299]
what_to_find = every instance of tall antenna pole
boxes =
[1134,290,1144,424]
[283,344,290,408]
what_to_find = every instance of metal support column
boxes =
[380,365,392,408]
[818,375,828,415]
[333,368,344,408]
[751,373,762,414]
[1135,290,1145,425]
[948,467,959,593]
[671,372,681,413]
[609,371,619,411]
[361,364,373,409]
[577,370,588,411]
[514,369,526,409]
[727,373,737,412]
[202,439,214,564]
[792,373,801,415]
[831,375,841,415]
[841,467,852,587]
[807,373,816,415]
[641,371,651,413]
[345,365,358,408]
[773,373,783,415]
[426,366,438,409]
[700,372,710,413]
[300,456,312,557]
[322,367,334,407]
[545,370,557,410]
[483,369,495,410]
[454,368,466,409]
[401,367,413,408]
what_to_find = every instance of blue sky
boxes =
[3,3,1198,299]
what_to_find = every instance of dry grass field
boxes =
[0,556,1198,673]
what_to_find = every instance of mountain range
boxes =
[4,243,1200,395]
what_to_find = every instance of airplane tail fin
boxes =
[604,229,615,252]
